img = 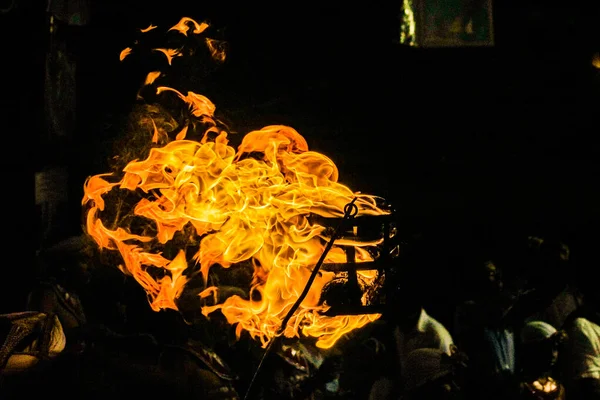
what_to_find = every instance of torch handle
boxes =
[243,197,359,400]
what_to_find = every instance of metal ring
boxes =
[344,202,358,218]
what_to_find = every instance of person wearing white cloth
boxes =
[562,273,600,399]
[368,269,454,400]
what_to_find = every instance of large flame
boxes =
[83,17,389,349]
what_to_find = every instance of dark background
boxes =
[2,1,600,312]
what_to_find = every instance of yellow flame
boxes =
[84,16,388,349]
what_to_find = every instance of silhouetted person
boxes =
[561,263,600,399]
[454,260,519,399]
[369,258,454,399]
[504,236,574,331]
[517,320,566,400]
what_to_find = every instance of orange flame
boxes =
[169,17,210,36]
[144,71,162,86]
[119,47,132,61]
[140,24,158,33]
[123,17,226,65]
[205,38,227,63]
[153,48,182,65]
[83,16,389,349]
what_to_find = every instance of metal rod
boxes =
[242,197,359,400]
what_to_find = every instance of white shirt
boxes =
[368,309,454,399]
[566,317,600,380]
[394,308,454,381]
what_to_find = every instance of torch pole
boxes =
[242,197,359,400]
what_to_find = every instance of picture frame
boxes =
[401,0,495,47]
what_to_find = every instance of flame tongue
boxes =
[84,17,389,349]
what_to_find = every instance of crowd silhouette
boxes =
[1,229,599,400]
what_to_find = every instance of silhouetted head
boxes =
[578,276,600,309]
[522,236,570,287]
[470,260,504,299]
[519,320,565,375]
[395,296,423,332]
[387,261,425,330]
[572,235,600,309]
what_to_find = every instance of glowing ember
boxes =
[84,17,390,349]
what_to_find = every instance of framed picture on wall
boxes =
[400,0,494,47]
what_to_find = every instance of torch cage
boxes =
[311,211,402,316]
